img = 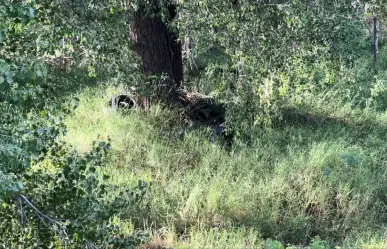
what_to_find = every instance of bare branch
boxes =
[17,195,70,244]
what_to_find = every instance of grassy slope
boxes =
[62,84,387,249]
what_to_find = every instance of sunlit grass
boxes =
[62,84,387,248]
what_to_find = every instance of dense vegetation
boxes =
[2,0,387,248]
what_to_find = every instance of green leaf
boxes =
[0,62,9,73]
[0,77,8,90]
[4,70,13,78]
[29,7,35,18]
[17,181,24,190]
[42,66,48,77]
[6,77,13,84]
[0,31,5,42]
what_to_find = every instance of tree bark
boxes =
[374,16,380,70]
[129,1,183,102]
[128,1,225,125]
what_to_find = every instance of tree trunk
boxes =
[374,16,380,70]
[129,1,183,102]
[128,1,225,125]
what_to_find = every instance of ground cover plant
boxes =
[62,84,387,248]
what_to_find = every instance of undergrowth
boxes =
[61,84,387,248]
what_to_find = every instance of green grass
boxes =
[62,84,387,248]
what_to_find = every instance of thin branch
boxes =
[20,195,64,222]
[17,196,25,227]
[18,195,70,243]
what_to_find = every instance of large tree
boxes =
[128,0,226,124]
[129,0,183,102]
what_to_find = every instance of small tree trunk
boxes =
[129,2,183,102]
[184,33,199,75]
[374,16,380,70]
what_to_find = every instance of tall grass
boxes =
[62,84,387,248]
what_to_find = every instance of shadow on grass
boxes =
[44,67,106,100]
[273,106,387,147]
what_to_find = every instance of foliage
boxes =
[177,0,367,133]
[1,139,148,248]
[0,0,146,247]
